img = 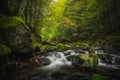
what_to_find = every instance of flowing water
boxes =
[40,48,120,70]
[1,48,120,80]
[41,52,72,70]
[40,49,89,70]
[95,47,120,69]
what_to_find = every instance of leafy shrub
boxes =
[92,74,105,80]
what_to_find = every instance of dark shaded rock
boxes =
[49,70,69,80]
[66,72,90,80]
[41,58,51,66]
[3,24,31,53]
[103,46,118,54]
[67,55,85,65]
[0,70,7,80]
[63,50,73,56]
[0,17,32,54]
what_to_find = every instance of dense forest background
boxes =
[0,0,120,60]
[0,0,120,43]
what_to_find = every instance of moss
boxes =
[81,54,93,66]
[0,16,30,30]
[92,54,98,67]
[40,45,48,53]
[92,74,105,80]
[0,44,11,64]
[57,43,70,51]
[32,43,42,50]
[71,42,89,48]
[0,44,11,56]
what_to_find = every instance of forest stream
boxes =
[1,47,120,80]
[0,0,120,80]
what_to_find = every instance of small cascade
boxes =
[95,47,106,54]
[41,49,88,70]
[40,47,120,70]
[41,51,72,70]
[96,47,120,69]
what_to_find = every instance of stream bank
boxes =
[0,47,120,80]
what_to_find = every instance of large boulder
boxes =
[0,16,32,54]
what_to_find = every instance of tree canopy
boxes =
[0,0,119,46]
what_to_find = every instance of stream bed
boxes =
[1,47,120,80]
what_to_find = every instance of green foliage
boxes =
[0,0,118,53]
[92,54,98,67]
[32,43,42,51]
[81,54,93,66]
[0,44,11,56]
[57,43,70,51]
[32,42,57,53]
[72,42,89,47]
[94,40,105,46]
[0,16,30,30]
[40,0,67,42]
[92,74,105,80]
[62,0,115,41]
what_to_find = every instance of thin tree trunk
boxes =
[98,14,103,38]
[24,0,29,24]
[17,0,27,17]
[29,0,33,26]
[109,8,114,32]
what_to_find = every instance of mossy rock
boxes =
[0,44,11,64]
[32,42,57,54]
[57,43,70,51]
[40,45,48,53]
[94,40,105,46]
[0,44,11,56]
[81,54,93,66]
[32,43,42,51]
[92,54,98,67]
[71,42,89,49]
[0,16,29,30]
[0,16,32,54]
[67,55,85,65]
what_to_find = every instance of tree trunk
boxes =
[109,8,114,32]
[24,0,29,24]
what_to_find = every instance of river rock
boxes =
[67,55,85,65]
[0,16,32,54]
[41,58,51,66]
[49,70,68,80]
